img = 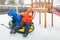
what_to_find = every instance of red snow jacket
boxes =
[20,7,34,23]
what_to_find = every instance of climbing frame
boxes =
[31,0,53,28]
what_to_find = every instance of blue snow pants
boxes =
[13,22,31,35]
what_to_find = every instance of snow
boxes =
[0,13,60,40]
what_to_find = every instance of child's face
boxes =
[8,14,13,18]
[28,13,32,16]
[8,14,11,16]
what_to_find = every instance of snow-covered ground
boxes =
[0,13,60,40]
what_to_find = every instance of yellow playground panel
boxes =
[31,0,53,28]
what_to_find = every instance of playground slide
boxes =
[50,8,60,16]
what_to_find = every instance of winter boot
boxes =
[10,30,16,34]
[23,34,28,37]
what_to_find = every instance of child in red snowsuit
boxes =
[10,7,34,37]
[21,7,33,24]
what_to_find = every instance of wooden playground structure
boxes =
[31,0,53,28]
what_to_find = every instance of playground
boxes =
[0,0,60,40]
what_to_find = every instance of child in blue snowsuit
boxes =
[8,8,22,34]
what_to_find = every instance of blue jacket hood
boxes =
[8,8,17,17]
[8,8,22,25]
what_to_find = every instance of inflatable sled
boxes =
[9,20,34,33]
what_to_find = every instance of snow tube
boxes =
[9,20,34,33]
